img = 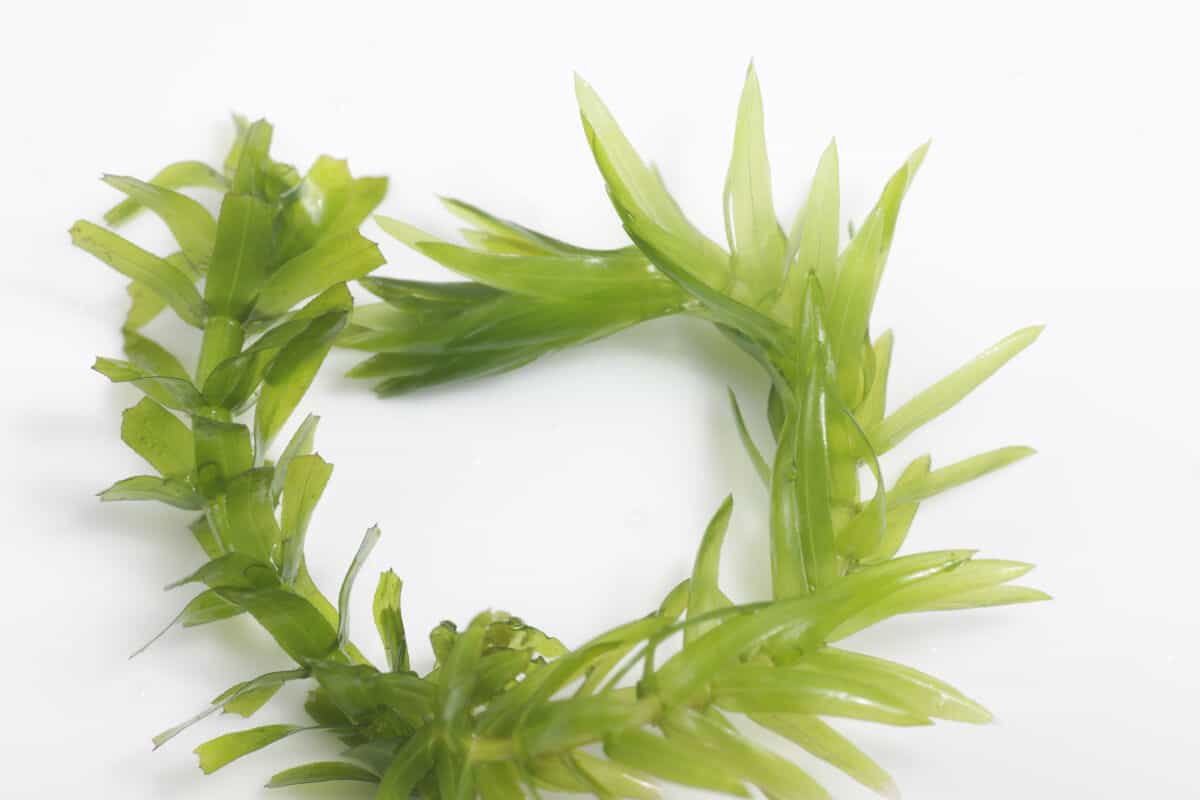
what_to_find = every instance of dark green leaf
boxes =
[121,398,193,478]
[167,552,280,592]
[196,316,245,388]
[373,569,410,673]
[99,475,203,509]
[215,586,338,662]
[70,220,205,326]
[377,729,435,800]
[205,193,275,321]
[192,416,252,496]
[221,468,283,564]
[255,310,348,450]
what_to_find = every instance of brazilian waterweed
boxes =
[73,67,1045,799]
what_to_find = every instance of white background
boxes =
[2,1,1198,798]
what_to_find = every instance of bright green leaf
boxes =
[871,326,1043,453]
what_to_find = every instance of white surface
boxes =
[2,1,1198,797]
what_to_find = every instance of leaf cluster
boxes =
[74,66,1046,800]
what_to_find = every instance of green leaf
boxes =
[888,446,1036,506]
[152,668,308,749]
[373,569,410,672]
[103,160,227,226]
[377,729,435,800]
[685,495,734,645]
[656,550,971,703]
[202,295,339,410]
[711,663,930,726]
[205,193,275,321]
[856,330,894,430]
[826,144,928,401]
[270,413,320,500]
[122,328,191,379]
[166,552,279,592]
[280,453,333,582]
[121,398,193,478]
[266,761,379,788]
[195,724,307,774]
[472,650,532,705]
[230,119,275,197]
[530,752,660,800]
[727,389,769,485]
[439,612,492,740]
[781,139,840,320]
[861,454,929,562]
[575,76,730,292]
[277,156,387,259]
[921,584,1051,611]
[336,525,381,648]
[101,174,217,268]
[519,691,653,756]
[70,220,205,326]
[603,728,750,797]
[360,275,504,308]
[839,559,1043,633]
[476,761,525,800]
[125,279,168,330]
[660,707,830,800]
[749,713,897,799]
[99,475,203,509]
[131,588,246,657]
[180,589,244,627]
[255,310,347,450]
[770,282,836,598]
[870,326,1043,453]
[215,586,338,662]
[221,468,283,563]
[254,231,383,318]
[411,241,662,301]
[794,648,991,723]
[723,63,786,303]
[192,416,253,496]
[196,316,245,388]
[220,681,282,718]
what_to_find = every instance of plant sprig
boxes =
[75,65,1046,800]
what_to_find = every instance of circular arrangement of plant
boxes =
[73,66,1044,799]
